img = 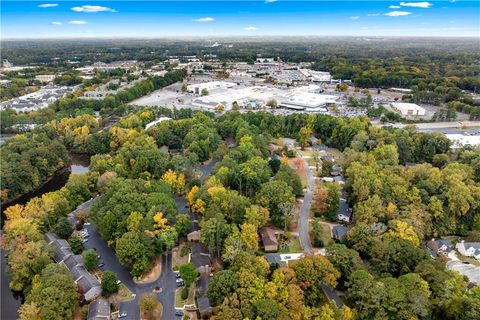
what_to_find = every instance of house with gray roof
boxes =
[426,238,453,258]
[43,232,101,301]
[196,275,212,318]
[87,298,110,320]
[456,241,480,260]
[332,225,349,242]
[63,254,84,271]
[77,271,102,301]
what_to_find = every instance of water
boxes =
[0,134,15,145]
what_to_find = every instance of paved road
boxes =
[84,222,178,320]
[297,149,314,251]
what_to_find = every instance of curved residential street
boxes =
[297,149,314,251]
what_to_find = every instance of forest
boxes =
[2,106,479,319]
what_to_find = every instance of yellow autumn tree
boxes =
[386,220,420,246]
[153,212,171,234]
[192,199,206,214]
[161,169,185,194]
[187,185,200,207]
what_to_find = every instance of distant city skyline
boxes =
[2,1,479,39]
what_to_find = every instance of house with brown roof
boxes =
[259,227,278,252]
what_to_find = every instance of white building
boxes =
[445,134,480,148]
[456,241,480,260]
[390,102,426,118]
[190,85,338,112]
[145,117,172,130]
[35,74,56,83]
[299,69,332,82]
[187,81,238,94]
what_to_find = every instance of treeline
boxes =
[51,69,186,113]
[3,173,92,319]
[0,129,68,202]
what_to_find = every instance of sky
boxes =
[1,1,479,38]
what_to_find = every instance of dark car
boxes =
[175,310,184,316]
[98,262,105,268]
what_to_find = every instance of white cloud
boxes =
[384,11,412,16]
[389,5,401,9]
[68,20,88,25]
[51,21,62,25]
[367,13,380,16]
[244,26,258,31]
[350,16,360,20]
[400,2,432,8]
[193,17,215,22]
[71,5,116,13]
[38,3,58,8]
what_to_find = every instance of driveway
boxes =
[297,149,314,251]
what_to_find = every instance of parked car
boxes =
[98,262,105,268]
[119,312,127,318]
[176,278,185,287]
[175,310,184,316]
[116,280,122,285]
[175,273,181,278]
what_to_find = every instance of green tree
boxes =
[207,270,239,306]
[82,249,99,272]
[54,217,72,239]
[25,264,78,320]
[101,271,119,297]
[256,180,295,227]
[69,236,84,254]
[179,263,199,288]
[174,214,192,238]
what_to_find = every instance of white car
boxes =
[116,280,122,285]
[118,312,127,318]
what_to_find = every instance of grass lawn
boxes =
[289,158,308,188]
[117,283,135,302]
[309,221,333,248]
[457,254,480,266]
[278,237,302,253]
[175,285,196,308]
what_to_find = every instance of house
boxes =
[196,275,212,319]
[426,238,453,258]
[76,270,102,301]
[332,226,349,242]
[191,243,212,274]
[456,241,480,260]
[43,233,101,301]
[62,254,84,271]
[264,253,304,267]
[336,197,351,223]
[259,227,278,252]
[87,298,111,320]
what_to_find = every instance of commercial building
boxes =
[35,74,56,83]
[390,102,426,118]
[299,69,332,83]
[191,84,338,112]
[186,81,237,94]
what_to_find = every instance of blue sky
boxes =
[1,1,479,38]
